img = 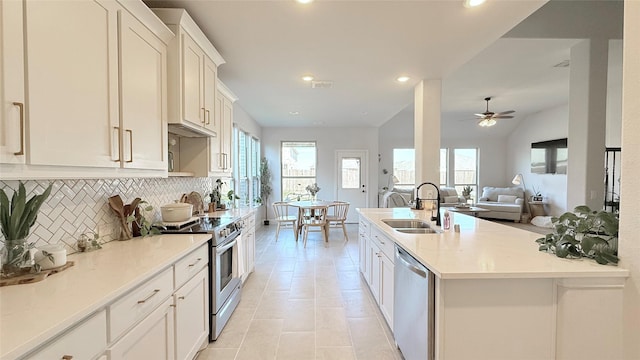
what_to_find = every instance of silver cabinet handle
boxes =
[137,289,160,304]
[201,107,206,124]
[188,258,202,267]
[205,109,211,125]
[12,102,24,156]
[62,356,73,360]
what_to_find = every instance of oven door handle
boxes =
[216,238,238,255]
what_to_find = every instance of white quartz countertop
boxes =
[358,208,629,280]
[0,233,211,359]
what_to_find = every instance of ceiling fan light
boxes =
[478,118,496,127]
[464,0,486,8]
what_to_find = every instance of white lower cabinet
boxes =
[174,268,209,360]
[25,310,107,360]
[241,212,256,282]
[359,218,394,328]
[108,297,175,360]
[22,243,210,360]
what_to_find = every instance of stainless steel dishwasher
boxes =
[394,245,435,360]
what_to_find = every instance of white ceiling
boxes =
[143,0,623,137]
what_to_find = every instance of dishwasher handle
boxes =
[396,247,427,278]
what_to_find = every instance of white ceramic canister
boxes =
[34,243,67,270]
[160,202,193,222]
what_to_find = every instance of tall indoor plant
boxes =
[260,157,273,225]
[0,182,52,275]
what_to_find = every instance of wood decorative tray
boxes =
[0,261,75,287]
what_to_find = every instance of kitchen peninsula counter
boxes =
[0,233,211,359]
[358,208,629,279]
[357,208,628,360]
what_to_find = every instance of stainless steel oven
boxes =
[157,215,243,341]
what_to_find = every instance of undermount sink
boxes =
[381,219,443,234]
[381,219,432,229]
[396,228,442,234]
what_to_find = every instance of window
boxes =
[440,148,448,186]
[281,141,316,200]
[392,148,415,187]
[452,148,478,202]
[233,127,260,207]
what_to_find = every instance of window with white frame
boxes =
[281,141,316,201]
[440,148,448,186]
[452,148,478,202]
[233,127,260,207]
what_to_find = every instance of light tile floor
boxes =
[196,223,403,360]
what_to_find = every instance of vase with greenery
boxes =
[0,182,52,275]
[227,190,240,209]
[126,200,161,237]
[462,186,473,200]
[260,157,273,225]
[536,205,619,265]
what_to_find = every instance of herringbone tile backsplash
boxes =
[0,177,216,254]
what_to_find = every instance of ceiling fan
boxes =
[474,97,515,127]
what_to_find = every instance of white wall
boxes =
[620,2,640,358]
[262,126,378,217]
[507,104,569,216]
[234,103,262,139]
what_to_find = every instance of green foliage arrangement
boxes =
[462,186,473,199]
[536,206,619,265]
[0,182,52,241]
[260,157,273,221]
[126,200,161,237]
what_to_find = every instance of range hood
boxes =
[168,124,217,138]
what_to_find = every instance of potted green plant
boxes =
[260,157,273,225]
[536,205,619,265]
[0,182,52,275]
[462,186,473,200]
[227,190,240,209]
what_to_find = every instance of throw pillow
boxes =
[443,196,459,203]
[497,194,518,203]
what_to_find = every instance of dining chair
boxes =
[300,206,328,247]
[272,202,298,242]
[326,201,350,241]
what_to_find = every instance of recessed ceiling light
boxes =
[289,111,300,116]
[296,0,313,4]
[396,76,410,83]
[464,0,486,8]
[302,75,314,82]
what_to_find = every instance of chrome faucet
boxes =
[414,182,441,226]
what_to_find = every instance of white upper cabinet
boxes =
[211,82,236,175]
[0,0,173,179]
[25,0,120,169]
[0,0,26,165]
[119,8,168,170]
[152,8,225,138]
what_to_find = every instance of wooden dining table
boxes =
[287,200,337,240]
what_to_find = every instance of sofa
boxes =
[475,186,524,222]
[381,186,466,208]
[439,187,467,207]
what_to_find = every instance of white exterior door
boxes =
[336,150,368,223]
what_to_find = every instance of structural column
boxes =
[567,39,609,210]
[414,79,441,197]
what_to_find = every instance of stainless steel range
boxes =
[158,215,243,341]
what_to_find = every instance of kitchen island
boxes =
[358,208,628,360]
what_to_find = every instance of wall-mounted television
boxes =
[531,138,567,174]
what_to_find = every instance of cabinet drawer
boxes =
[174,244,209,289]
[371,227,395,261]
[109,267,173,342]
[359,217,371,238]
[26,310,107,360]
